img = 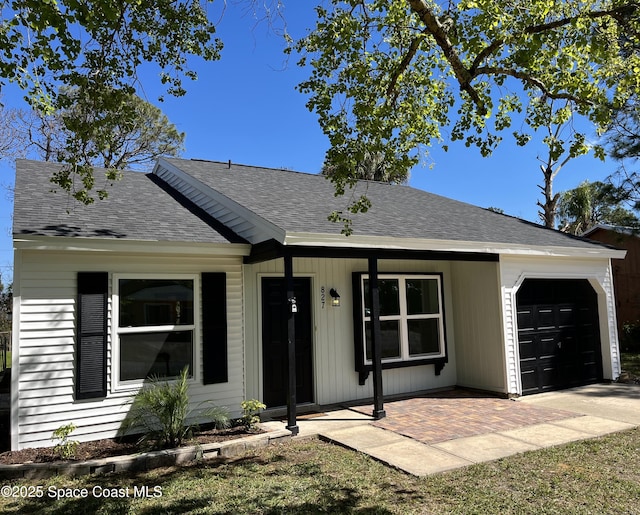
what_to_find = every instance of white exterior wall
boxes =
[12,248,246,450]
[499,255,621,396]
[244,257,459,406]
[450,261,506,393]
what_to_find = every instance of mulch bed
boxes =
[0,425,260,465]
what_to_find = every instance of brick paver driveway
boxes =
[359,389,579,444]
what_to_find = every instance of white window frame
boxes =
[361,273,446,364]
[112,273,201,391]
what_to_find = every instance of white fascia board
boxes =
[13,236,251,257]
[155,158,286,244]
[283,232,627,259]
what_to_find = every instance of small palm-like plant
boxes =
[121,367,230,449]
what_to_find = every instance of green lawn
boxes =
[621,352,640,380]
[1,428,639,514]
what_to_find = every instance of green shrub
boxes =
[240,399,266,432]
[120,367,231,449]
[621,320,640,353]
[51,423,79,460]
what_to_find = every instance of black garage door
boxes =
[517,279,603,395]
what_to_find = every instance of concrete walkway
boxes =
[261,384,640,476]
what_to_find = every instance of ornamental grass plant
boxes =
[120,367,231,449]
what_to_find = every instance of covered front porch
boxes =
[243,241,506,433]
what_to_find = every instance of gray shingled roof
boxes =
[162,158,611,251]
[13,160,240,244]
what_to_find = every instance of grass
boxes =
[621,352,640,380]
[1,428,639,514]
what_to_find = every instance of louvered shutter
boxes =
[76,272,108,399]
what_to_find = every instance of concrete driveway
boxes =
[518,383,640,425]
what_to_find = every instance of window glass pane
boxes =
[363,279,400,316]
[119,279,194,327]
[406,278,440,315]
[120,331,193,381]
[408,319,441,355]
[365,320,401,360]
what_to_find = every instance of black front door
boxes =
[262,277,313,408]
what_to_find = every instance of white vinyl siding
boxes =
[244,258,459,407]
[12,248,245,450]
[450,261,506,393]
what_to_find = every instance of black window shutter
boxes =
[76,272,108,400]
[352,272,366,383]
[202,272,228,384]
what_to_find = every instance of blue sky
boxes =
[0,2,617,285]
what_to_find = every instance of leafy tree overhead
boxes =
[0,0,221,200]
[557,180,639,235]
[1,0,221,104]
[296,0,640,231]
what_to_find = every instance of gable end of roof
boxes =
[154,158,286,244]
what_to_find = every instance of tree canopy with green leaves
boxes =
[0,0,221,200]
[557,180,639,234]
[296,0,640,232]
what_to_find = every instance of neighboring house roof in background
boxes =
[157,158,619,255]
[13,159,244,245]
[582,224,640,239]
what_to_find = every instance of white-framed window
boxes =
[360,274,446,364]
[113,274,200,389]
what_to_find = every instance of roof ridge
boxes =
[173,157,310,176]
[175,157,426,188]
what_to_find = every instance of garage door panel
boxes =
[518,337,536,360]
[578,306,594,325]
[517,308,535,331]
[537,333,560,359]
[520,369,538,395]
[559,332,578,354]
[540,365,559,392]
[558,305,576,328]
[536,307,556,329]
[517,279,602,395]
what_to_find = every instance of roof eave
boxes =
[282,232,627,259]
[13,235,251,257]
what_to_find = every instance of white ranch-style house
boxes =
[11,158,625,450]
